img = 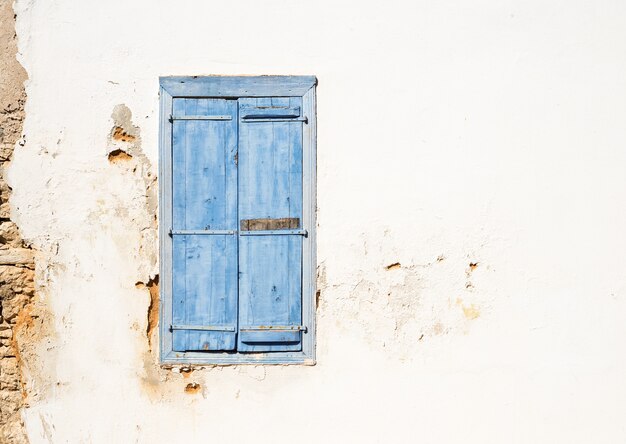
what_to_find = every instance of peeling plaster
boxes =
[0,1,36,441]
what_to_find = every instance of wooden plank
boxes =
[237,97,304,352]
[240,217,300,231]
[171,324,236,332]
[161,351,315,366]
[171,97,186,352]
[171,115,232,121]
[160,76,316,98]
[240,330,300,343]
[238,236,303,352]
[159,87,174,361]
[240,106,300,119]
[239,229,307,236]
[171,98,238,351]
[301,85,317,363]
[171,230,236,235]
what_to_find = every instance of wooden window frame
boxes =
[158,76,317,365]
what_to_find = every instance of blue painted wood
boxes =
[241,118,308,123]
[160,77,317,365]
[171,325,235,332]
[162,351,315,365]
[159,87,174,362]
[240,106,300,119]
[240,330,300,343]
[239,229,307,236]
[171,98,238,351]
[300,86,317,364]
[171,115,232,121]
[160,76,316,98]
[171,230,236,235]
[237,97,304,352]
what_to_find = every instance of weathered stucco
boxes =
[0,0,31,441]
[6,0,626,442]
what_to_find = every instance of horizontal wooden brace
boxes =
[160,75,317,97]
[169,115,232,121]
[240,106,300,119]
[240,217,299,231]
[239,229,307,236]
[170,229,236,236]
[240,326,307,332]
[169,229,306,236]
[170,324,236,332]
[240,117,308,123]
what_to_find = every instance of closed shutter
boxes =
[169,95,307,354]
[171,98,238,351]
[237,97,305,352]
[161,76,316,364]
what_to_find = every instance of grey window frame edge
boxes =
[158,76,318,365]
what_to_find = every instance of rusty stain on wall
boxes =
[456,298,481,320]
[462,304,481,320]
[146,275,159,350]
[135,275,159,350]
[184,382,201,394]
[180,368,193,379]
[107,106,142,158]
[111,126,137,143]
[108,148,133,163]
[465,261,479,291]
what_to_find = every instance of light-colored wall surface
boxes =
[8,0,626,442]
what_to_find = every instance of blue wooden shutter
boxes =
[171,98,238,351]
[237,97,304,352]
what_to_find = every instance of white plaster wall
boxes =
[9,0,626,442]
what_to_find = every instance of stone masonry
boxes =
[0,0,32,442]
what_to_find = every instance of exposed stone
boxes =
[0,143,16,162]
[0,248,34,265]
[0,0,31,441]
[0,202,10,219]
[0,178,10,201]
[0,221,23,247]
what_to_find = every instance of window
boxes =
[159,76,317,364]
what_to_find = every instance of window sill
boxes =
[160,351,316,366]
